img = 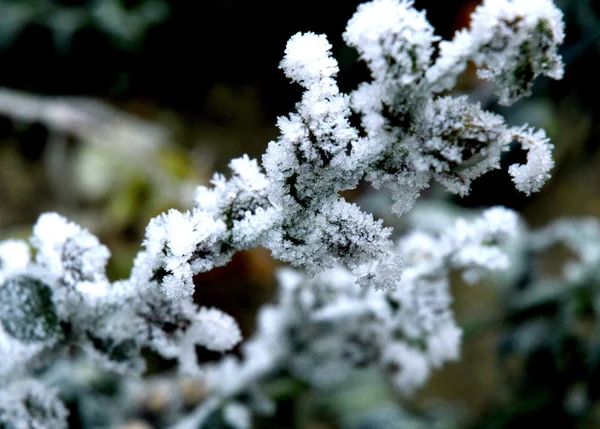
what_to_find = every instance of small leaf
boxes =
[87,333,138,363]
[0,380,68,429]
[0,275,60,343]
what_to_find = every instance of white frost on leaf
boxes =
[0,240,30,283]
[0,379,69,429]
[31,213,110,291]
[279,32,338,87]
[344,0,438,84]
[190,307,242,353]
[509,127,555,195]
[428,0,564,104]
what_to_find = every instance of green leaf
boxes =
[0,275,60,343]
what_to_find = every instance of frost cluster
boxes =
[131,0,562,299]
[198,208,518,426]
[0,0,566,427]
[0,380,68,429]
[0,214,242,428]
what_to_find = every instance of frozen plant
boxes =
[503,215,600,312]
[0,0,565,427]
[183,207,519,429]
[136,0,564,297]
[468,216,600,426]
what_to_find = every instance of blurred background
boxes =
[2,0,600,428]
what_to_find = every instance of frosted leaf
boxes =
[82,333,142,375]
[0,275,60,343]
[508,127,554,195]
[132,292,194,357]
[318,199,396,279]
[0,379,68,429]
[139,208,228,300]
[181,312,241,375]
[280,32,338,87]
[195,155,269,226]
[189,307,242,352]
[426,0,564,104]
[344,0,438,84]
[382,342,430,395]
[30,213,110,292]
[263,197,400,290]
[414,96,511,196]
[470,0,564,105]
[265,36,360,212]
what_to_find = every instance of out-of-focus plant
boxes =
[0,0,169,51]
[470,216,600,429]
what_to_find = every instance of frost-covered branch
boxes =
[135,0,564,301]
[0,214,242,425]
[173,207,519,427]
[0,0,565,427]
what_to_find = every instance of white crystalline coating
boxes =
[160,269,193,301]
[341,0,560,216]
[30,213,110,288]
[382,342,430,395]
[344,0,438,83]
[32,213,81,251]
[164,210,199,257]
[261,29,400,292]
[480,206,520,236]
[280,32,338,86]
[139,208,228,300]
[425,29,473,92]
[413,96,511,196]
[196,155,269,218]
[229,155,269,192]
[0,379,69,429]
[0,324,52,381]
[427,0,564,104]
[231,206,277,249]
[509,127,554,195]
[0,240,30,281]
[191,307,242,352]
[470,0,564,48]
